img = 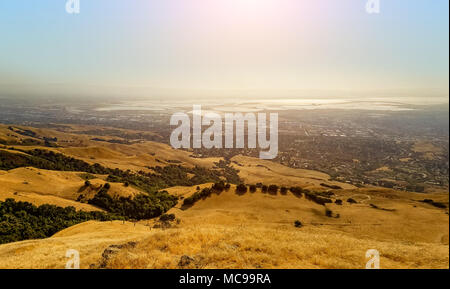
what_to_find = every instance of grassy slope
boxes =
[0,185,447,269]
[0,166,141,211]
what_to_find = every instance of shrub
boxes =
[261,185,268,193]
[268,185,278,194]
[280,187,288,195]
[347,198,357,204]
[294,220,303,228]
[335,199,343,205]
[236,184,248,194]
[212,182,225,192]
[320,183,342,190]
[159,213,176,222]
[249,185,257,193]
[305,192,332,206]
[421,199,447,209]
[290,187,303,197]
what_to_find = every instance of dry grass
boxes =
[0,185,447,269]
[0,221,151,269]
[0,220,446,269]
[108,224,449,269]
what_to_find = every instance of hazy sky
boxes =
[0,0,448,100]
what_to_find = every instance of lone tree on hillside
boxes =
[236,184,248,194]
[268,185,278,195]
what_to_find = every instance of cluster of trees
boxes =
[421,199,447,209]
[152,165,223,187]
[234,183,337,207]
[183,182,230,207]
[260,185,279,194]
[0,198,118,244]
[0,149,111,174]
[213,160,242,184]
[289,187,304,197]
[107,165,235,193]
[183,181,340,209]
[304,191,333,206]
[235,183,293,195]
[320,183,343,190]
[87,184,178,220]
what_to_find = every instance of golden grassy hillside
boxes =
[1,124,222,171]
[0,124,448,269]
[0,185,447,269]
[230,155,355,189]
[0,166,140,210]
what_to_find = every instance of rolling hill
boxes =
[0,124,448,269]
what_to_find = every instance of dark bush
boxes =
[249,185,257,193]
[294,220,303,228]
[320,183,343,190]
[212,182,225,192]
[290,187,303,197]
[305,192,332,205]
[268,185,278,194]
[236,184,248,194]
[347,198,357,204]
[159,213,176,222]
[421,199,447,209]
